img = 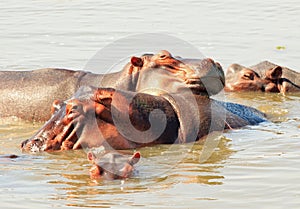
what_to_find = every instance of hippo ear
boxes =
[128,152,141,165]
[87,152,96,161]
[131,56,143,67]
[266,66,282,80]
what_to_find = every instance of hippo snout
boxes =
[21,137,45,152]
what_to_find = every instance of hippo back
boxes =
[0,68,86,121]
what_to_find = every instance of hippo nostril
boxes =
[33,138,42,143]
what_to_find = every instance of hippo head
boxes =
[21,87,129,152]
[121,50,225,96]
[87,148,140,180]
[21,86,180,152]
[225,64,283,92]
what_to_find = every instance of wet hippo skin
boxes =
[225,61,300,94]
[87,149,141,180]
[0,68,85,121]
[0,50,224,121]
[21,87,266,152]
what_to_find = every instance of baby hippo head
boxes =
[87,149,141,180]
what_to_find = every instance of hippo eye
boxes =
[157,50,172,60]
[159,54,167,59]
[70,104,82,113]
[243,73,254,80]
[66,102,83,115]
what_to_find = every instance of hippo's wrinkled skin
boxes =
[87,148,140,180]
[225,61,300,94]
[21,87,266,152]
[0,50,224,121]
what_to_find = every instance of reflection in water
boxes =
[1,0,300,207]
[171,136,233,185]
[222,92,300,122]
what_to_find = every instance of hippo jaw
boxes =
[21,102,83,152]
[180,58,225,95]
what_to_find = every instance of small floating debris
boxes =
[0,154,19,158]
[276,46,286,50]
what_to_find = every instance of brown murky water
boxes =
[1,92,299,209]
[1,0,300,208]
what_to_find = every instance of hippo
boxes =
[21,86,266,152]
[0,68,85,121]
[0,50,224,121]
[87,148,140,180]
[225,61,300,94]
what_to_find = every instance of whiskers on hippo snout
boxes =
[21,119,82,152]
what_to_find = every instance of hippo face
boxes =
[225,64,283,92]
[87,149,140,180]
[124,50,225,96]
[21,87,126,152]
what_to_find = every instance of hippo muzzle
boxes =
[21,88,110,152]
[21,100,83,152]
[182,58,225,95]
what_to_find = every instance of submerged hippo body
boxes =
[21,87,266,152]
[0,50,224,121]
[225,61,300,94]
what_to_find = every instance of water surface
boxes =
[0,1,300,208]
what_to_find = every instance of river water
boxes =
[0,0,300,208]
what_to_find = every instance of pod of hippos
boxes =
[1,50,299,179]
